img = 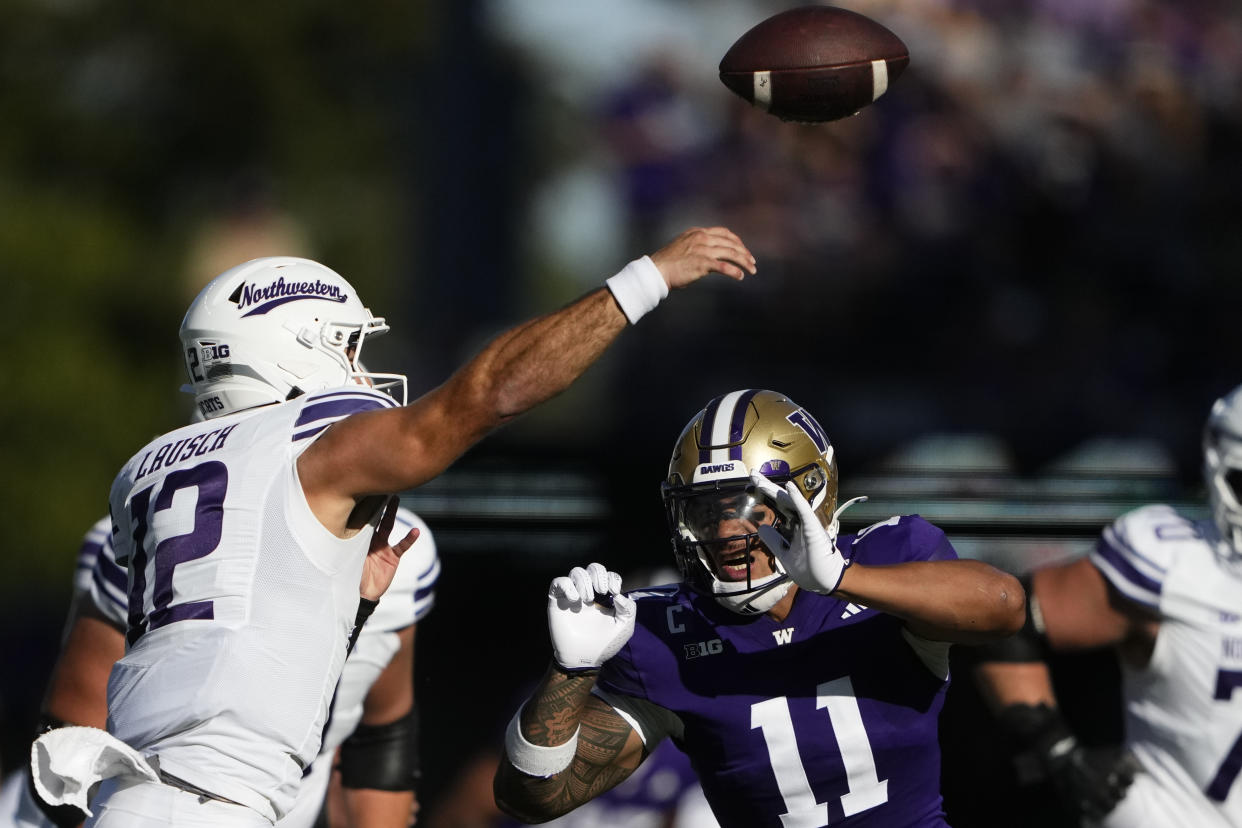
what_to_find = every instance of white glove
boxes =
[547,562,636,672]
[750,471,849,595]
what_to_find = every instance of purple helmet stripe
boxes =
[698,395,726,464]
[728,389,761,460]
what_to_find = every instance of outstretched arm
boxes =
[835,558,1025,643]
[973,555,1155,712]
[750,473,1025,643]
[300,227,756,534]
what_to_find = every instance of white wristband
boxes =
[503,709,580,777]
[605,255,668,325]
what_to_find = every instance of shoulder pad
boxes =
[847,514,955,564]
[1091,504,1197,608]
[292,387,398,442]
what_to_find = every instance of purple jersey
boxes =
[598,515,957,828]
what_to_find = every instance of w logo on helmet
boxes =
[228,278,349,317]
[787,408,830,454]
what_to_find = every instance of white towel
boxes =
[30,727,158,816]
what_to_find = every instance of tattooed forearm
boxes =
[520,664,598,745]
[494,662,647,822]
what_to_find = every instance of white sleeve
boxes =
[1089,504,1186,610]
[81,517,128,629]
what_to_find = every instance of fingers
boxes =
[550,563,623,607]
[783,481,819,524]
[688,227,756,280]
[653,226,758,288]
[749,471,785,503]
[750,471,798,524]
[613,593,636,621]
[757,525,790,555]
[374,495,400,544]
[392,527,420,557]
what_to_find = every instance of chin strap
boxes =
[827,496,869,540]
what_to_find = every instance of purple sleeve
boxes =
[847,515,958,566]
[598,636,648,700]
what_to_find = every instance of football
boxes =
[718,5,909,123]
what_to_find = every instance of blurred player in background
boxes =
[493,389,1026,828]
[33,227,755,826]
[971,382,1242,828]
[1,504,438,828]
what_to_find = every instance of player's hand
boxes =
[1000,703,1138,822]
[547,563,636,673]
[650,227,757,287]
[360,496,419,601]
[1049,743,1139,822]
[750,471,848,594]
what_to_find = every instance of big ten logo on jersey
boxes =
[685,639,723,659]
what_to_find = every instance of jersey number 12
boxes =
[125,460,228,645]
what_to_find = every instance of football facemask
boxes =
[662,389,839,615]
[179,257,407,420]
[1205,385,1242,560]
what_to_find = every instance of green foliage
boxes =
[0,2,430,590]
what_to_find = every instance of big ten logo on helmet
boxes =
[186,340,233,385]
[684,639,723,659]
[201,343,230,360]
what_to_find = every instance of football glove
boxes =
[999,702,1139,822]
[547,563,636,672]
[750,471,849,595]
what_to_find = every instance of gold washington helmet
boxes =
[661,389,839,614]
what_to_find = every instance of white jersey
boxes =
[0,505,438,828]
[104,387,402,822]
[1089,503,1242,828]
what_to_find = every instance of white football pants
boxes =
[85,776,272,827]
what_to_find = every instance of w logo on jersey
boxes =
[787,409,831,455]
[772,628,795,645]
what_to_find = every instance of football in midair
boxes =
[718,5,909,123]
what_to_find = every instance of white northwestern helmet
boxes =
[180,256,406,420]
[1204,384,1242,556]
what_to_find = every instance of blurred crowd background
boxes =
[2,0,1239,825]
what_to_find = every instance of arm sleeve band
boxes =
[502,706,579,778]
[605,256,668,325]
[338,706,420,791]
